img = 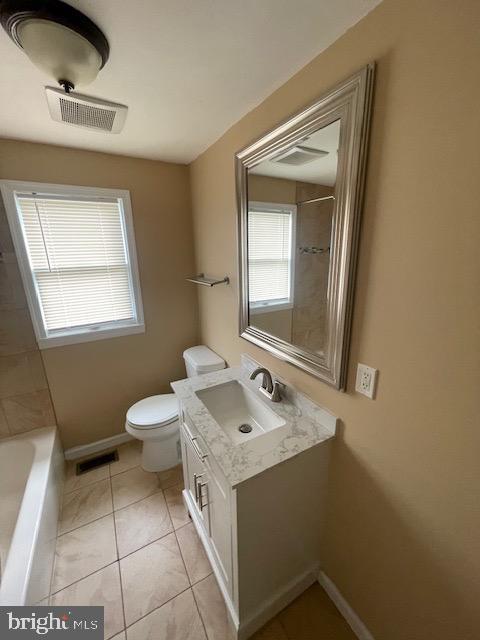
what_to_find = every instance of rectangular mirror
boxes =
[236,65,375,389]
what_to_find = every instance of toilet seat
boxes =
[126,393,178,430]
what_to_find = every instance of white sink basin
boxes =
[196,380,286,444]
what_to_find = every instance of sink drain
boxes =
[238,423,253,434]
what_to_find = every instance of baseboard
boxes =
[64,432,133,460]
[318,571,375,640]
[238,566,318,640]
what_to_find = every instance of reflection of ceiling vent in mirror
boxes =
[45,87,128,133]
[273,145,328,166]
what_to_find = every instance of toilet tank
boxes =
[183,345,226,378]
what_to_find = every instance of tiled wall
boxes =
[0,196,56,438]
[292,182,334,353]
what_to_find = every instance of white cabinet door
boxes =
[206,462,233,595]
[181,423,210,535]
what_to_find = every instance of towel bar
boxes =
[186,273,230,287]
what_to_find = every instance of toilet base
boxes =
[141,436,181,472]
[126,419,181,473]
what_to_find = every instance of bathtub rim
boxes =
[0,426,60,606]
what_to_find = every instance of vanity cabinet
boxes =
[179,402,332,640]
[181,416,234,596]
[182,420,210,534]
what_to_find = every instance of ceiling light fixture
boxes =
[0,0,109,93]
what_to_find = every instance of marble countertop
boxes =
[171,354,337,487]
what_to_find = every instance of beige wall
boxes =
[189,1,480,638]
[0,140,199,448]
[247,174,296,204]
[251,308,292,343]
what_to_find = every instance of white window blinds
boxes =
[248,204,295,305]
[16,194,136,333]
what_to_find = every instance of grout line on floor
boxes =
[57,508,115,538]
[111,487,127,635]
[55,500,174,563]
[115,525,174,562]
[49,559,119,597]
[62,478,109,497]
[57,484,170,539]
[110,460,183,491]
[111,483,166,514]
[109,462,142,478]
[53,458,189,635]
[191,582,211,640]
[50,514,192,602]
[123,584,193,633]
[173,519,193,586]
[174,519,214,588]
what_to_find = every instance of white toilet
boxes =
[125,345,225,472]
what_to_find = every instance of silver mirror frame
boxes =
[236,64,375,389]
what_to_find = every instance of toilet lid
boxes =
[127,394,178,428]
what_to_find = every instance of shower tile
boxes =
[0,351,48,399]
[59,478,112,534]
[0,199,14,254]
[0,405,9,437]
[2,389,55,435]
[0,259,27,311]
[0,309,36,356]
[52,515,117,593]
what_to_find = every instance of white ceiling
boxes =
[0,0,381,164]
[250,120,341,186]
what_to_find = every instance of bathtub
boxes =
[0,427,63,605]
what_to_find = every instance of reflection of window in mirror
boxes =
[247,202,296,317]
[237,65,375,386]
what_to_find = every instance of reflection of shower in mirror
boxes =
[299,246,330,255]
[236,65,375,388]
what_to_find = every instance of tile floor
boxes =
[49,440,357,640]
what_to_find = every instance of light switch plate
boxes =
[355,363,378,399]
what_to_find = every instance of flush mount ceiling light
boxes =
[0,0,109,92]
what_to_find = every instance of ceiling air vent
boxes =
[273,145,328,166]
[45,87,128,133]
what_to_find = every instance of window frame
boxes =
[247,201,296,315]
[0,180,145,349]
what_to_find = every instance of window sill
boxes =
[250,302,293,315]
[37,322,145,349]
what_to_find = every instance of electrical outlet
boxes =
[355,363,378,399]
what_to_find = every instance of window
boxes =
[247,201,296,313]
[1,181,144,348]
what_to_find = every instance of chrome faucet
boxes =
[249,367,284,402]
